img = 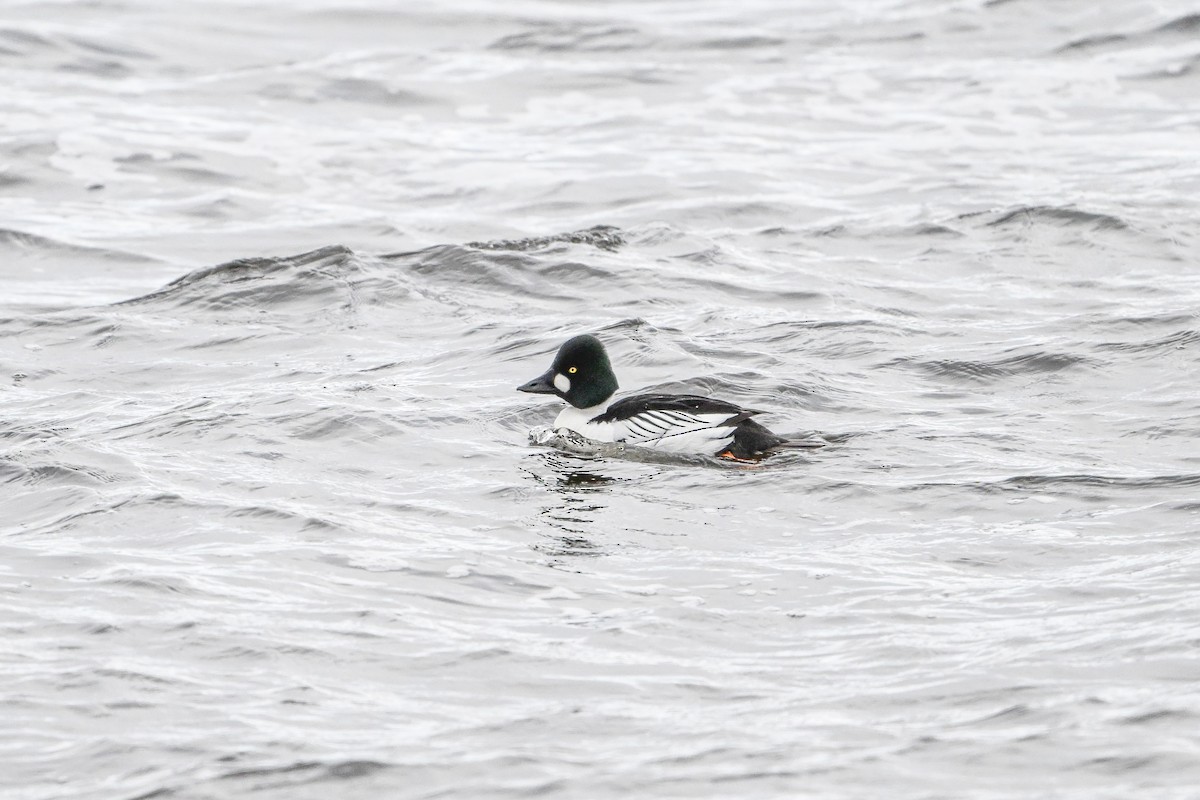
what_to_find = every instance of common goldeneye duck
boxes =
[517,334,821,461]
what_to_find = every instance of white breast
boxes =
[554,404,617,443]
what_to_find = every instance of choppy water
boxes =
[3,1,1200,798]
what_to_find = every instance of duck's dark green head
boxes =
[517,334,619,409]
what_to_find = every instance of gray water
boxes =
[3,1,1200,798]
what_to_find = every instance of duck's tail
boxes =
[772,438,826,450]
[719,420,826,461]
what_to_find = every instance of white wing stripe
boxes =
[614,408,744,444]
[632,418,658,434]
[643,411,672,428]
[626,417,661,439]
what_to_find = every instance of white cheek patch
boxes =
[553,373,571,393]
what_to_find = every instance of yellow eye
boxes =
[568,366,577,374]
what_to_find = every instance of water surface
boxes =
[2,1,1200,798]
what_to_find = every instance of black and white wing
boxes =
[592,394,759,447]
